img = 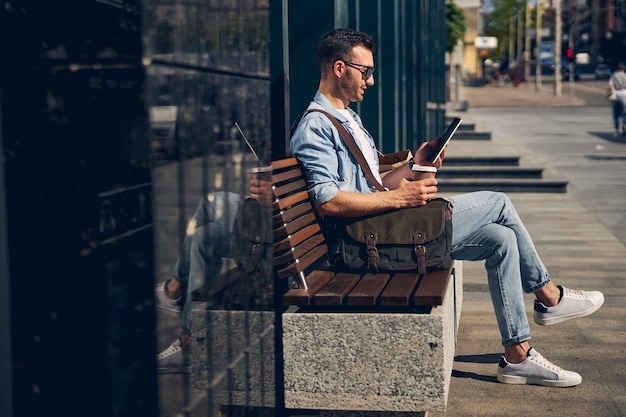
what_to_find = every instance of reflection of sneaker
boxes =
[497,348,582,387]
[155,280,182,317]
[157,339,190,372]
[534,286,604,326]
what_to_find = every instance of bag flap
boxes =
[344,198,448,244]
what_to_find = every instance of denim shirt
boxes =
[290,92,379,209]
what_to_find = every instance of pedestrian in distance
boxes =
[608,63,626,136]
[290,28,604,388]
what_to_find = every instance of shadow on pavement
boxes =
[454,353,501,364]
[589,131,626,144]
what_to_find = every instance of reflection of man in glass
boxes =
[155,177,272,369]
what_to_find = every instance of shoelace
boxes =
[528,351,562,373]
[157,341,181,360]
[563,287,589,300]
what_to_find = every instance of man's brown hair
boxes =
[315,28,375,73]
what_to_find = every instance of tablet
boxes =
[426,117,462,164]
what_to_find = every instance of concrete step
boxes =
[443,156,520,166]
[438,167,543,179]
[438,178,568,193]
[457,123,476,131]
[442,116,565,193]
[454,130,492,140]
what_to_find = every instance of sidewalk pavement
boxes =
[432,83,626,416]
[453,79,585,108]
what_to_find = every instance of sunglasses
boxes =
[341,60,375,79]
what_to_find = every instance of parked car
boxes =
[594,63,612,79]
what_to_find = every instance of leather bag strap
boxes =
[296,109,386,192]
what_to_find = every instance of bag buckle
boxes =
[366,231,379,272]
[413,231,427,274]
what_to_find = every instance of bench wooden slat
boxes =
[413,268,452,306]
[313,272,361,306]
[273,223,322,253]
[273,233,325,266]
[270,157,299,171]
[275,244,329,279]
[379,273,421,306]
[282,269,336,305]
[272,168,303,186]
[273,201,313,226]
[273,212,317,240]
[273,178,307,200]
[346,273,392,306]
[274,190,311,212]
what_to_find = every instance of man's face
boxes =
[338,45,375,104]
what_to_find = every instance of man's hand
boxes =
[414,137,446,168]
[393,176,438,207]
[249,178,273,206]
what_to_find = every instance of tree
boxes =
[446,1,466,54]
[482,0,526,62]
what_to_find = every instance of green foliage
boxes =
[483,0,526,61]
[446,1,467,54]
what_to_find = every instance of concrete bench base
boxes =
[282,264,463,413]
[190,308,276,409]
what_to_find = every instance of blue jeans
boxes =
[173,191,241,334]
[612,97,626,130]
[449,191,550,346]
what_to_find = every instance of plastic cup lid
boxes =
[412,165,437,172]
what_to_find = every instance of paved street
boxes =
[431,80,626,416]
[157,78,626,417]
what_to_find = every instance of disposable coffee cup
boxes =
[411,165,437,180]
[250,165,273,181]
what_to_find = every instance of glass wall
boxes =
[142,1,276,416]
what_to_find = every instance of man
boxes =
[608,63,626,136]
[290,28,604,387]
[155,191,242,369]
[155,177,273,369]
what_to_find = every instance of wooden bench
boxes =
[272,157,462,415]
[272,157,453,311]
[190,157,463,415]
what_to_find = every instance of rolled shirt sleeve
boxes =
[290,93,377,209]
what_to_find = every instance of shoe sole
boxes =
[497,372,582,387]
[534,295,604,326]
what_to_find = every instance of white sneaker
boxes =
[497,348,582,387]
[534,286,604,326]
[155,280,182,317]
[157,338,190,372]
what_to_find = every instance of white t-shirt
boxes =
[609,70,626,95]
[338,109,383,188]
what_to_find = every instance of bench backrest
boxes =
[271,157,330,289]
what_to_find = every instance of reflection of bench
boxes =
[272,157,463,414]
